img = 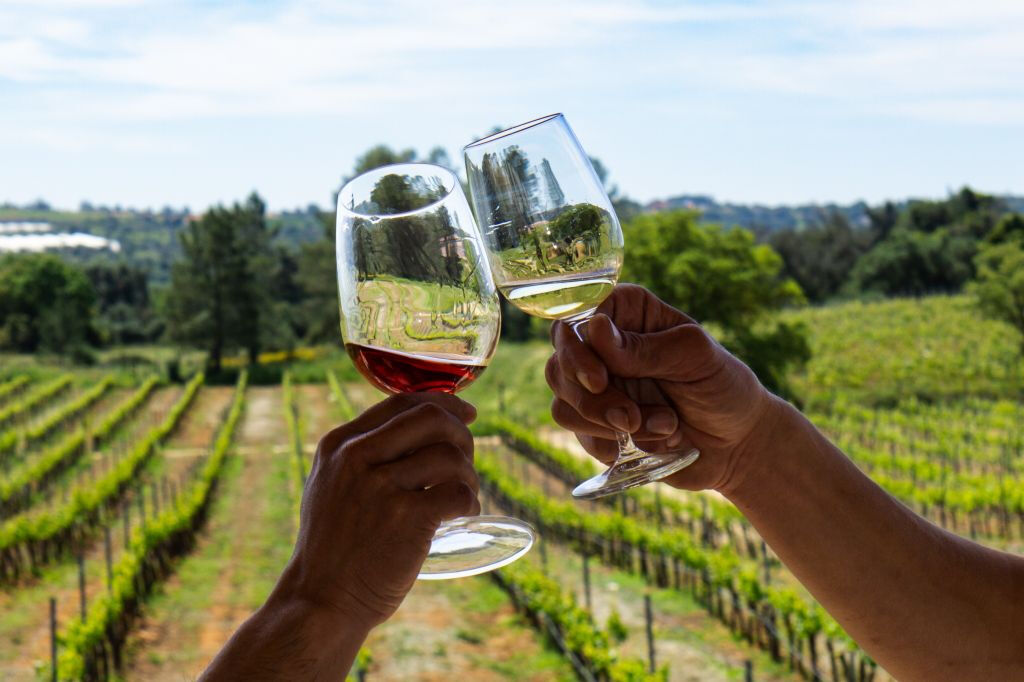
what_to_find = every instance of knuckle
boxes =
[411,401,447,422]
[386,393,417,412]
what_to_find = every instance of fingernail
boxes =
[577,371,595,394]
[667,430,683,448]
[610,324,624,348]
[646,412,677,435]
[606,407,632,433]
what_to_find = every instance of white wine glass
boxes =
[336,162,535,579]
[463,114,699,500]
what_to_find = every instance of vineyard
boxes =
[0,293,1021,680]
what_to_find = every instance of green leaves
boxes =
[55,372,246,681]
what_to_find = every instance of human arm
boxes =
[200,393,481,681]
[546,284,1024,681]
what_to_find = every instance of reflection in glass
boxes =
[336,163,534,579]
[464,114,699,500]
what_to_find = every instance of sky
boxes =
[1,0,1023,212]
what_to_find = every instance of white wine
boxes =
[499,270,617,320]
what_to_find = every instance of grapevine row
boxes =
[0,377,158,515]
[54,371,247,681]
[0,375,30,405]
[0,376,114,463]
[474,447,876,682]
[0,374,74,430]
[494,559,664,681]
[0,373,203,582]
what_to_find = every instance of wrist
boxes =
[264,561,375,644]
[716,393,802,503]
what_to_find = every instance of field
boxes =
[0,294,1021,681]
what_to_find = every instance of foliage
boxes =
[85,263,161,344]
[0,377,156,511]
[497,559,663,681]
[55,372,246,681]
[769,211,872,302]
[0,374,73,430]
[0,373,202,579]
[623,210,808,396]
[969,241,1024,354]
[784,295,1022,408]
[165,193,282,370]
[0,254,97,355]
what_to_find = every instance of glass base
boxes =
[417,515,536,580]
[572,447,700,501]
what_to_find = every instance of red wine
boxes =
[346,343,487,394]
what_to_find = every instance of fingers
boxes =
[340,402,474,467]
[381,443,479,495]
[317,393,476,460]
[586,313,725,382]
[576,433,618,466]
[550,395,679,440]
[546,358,641,433]
[551,320,608,394]
[410,480,481,526]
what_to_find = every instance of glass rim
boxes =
[336,162,460,220]
[462,113,564,150]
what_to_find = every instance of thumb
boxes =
[587,313,725,382]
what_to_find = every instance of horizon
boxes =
[4,184,1019,217]
[2,1,1023,211]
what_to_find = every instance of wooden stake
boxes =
[104,525,113,590]
[77,554,87,621]
[582,554,592,612]
[744,659,753,682]
[644,593,655,673]
[49,597,57,682]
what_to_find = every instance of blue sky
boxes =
[2,0,1023,211]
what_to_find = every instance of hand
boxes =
[546,283,782,493]
[274,393,480,630]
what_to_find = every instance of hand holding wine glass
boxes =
[546,284,779,493]
[335,162,534,579]
[464,113,700,499]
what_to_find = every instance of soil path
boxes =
[121,386,293,681]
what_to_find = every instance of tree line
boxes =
[2,147,1022,392]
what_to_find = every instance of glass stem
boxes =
[568,313,647,464]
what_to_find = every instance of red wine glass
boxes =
[336,162,535,579]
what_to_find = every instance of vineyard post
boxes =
[655,488,663,529]
[761,540,771,585]
[644,593,655,673]
[582,554,592,611]
[152,481,160,516]
[123,501,131,548]
[77,553,87,621]
[139,487,146,532]
[744,659,753,682]
[49,596,57,682]
[104,524,113,590]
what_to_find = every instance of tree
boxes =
[969,241,1024,354]
[769,211,870,302]
[623,210,809,396]
[85,263,160,344]
[165,192,277,371]
[0,254,96,356]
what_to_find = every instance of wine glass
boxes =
[463,114,700,500]
[336,162,535,579]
